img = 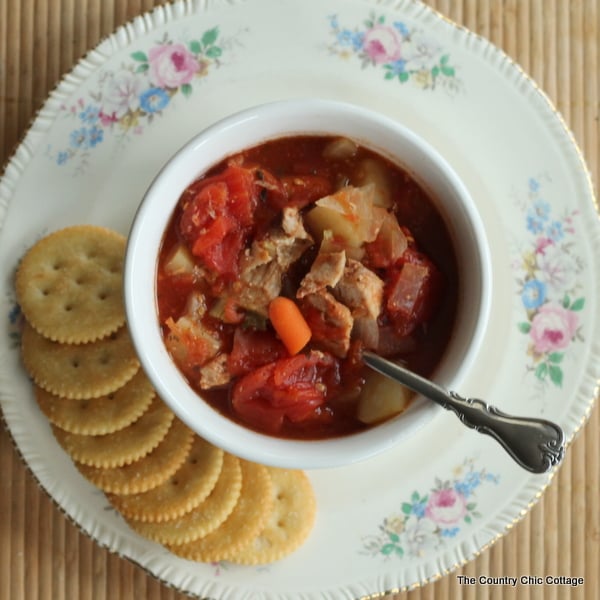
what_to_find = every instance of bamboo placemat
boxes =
[0,1,598,599]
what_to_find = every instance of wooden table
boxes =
[1,1,598,598]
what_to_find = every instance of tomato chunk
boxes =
[228,329,288,377]
[231,351,339,433]
[280,175,333,208]
[178,166,258,278]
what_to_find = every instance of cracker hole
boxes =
[64,304,73,312]
[99,354,110,366]
[98,291,109,301]
[171,479,179,486]
[189,458,198,465]
[71,359,80,368]
[277,520,285,528]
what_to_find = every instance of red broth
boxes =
[156,135,458,439]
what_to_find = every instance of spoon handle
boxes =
[362,352,565,474]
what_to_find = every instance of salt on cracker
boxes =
[76,417,194,495]
[126,452,242,545]
[21,322,140,399]
[52,396,174,468]
[230,468,316,565]
[34,370,155,435]
[107,436,224,523]
[168,460,273,562]
[15,225,126,344]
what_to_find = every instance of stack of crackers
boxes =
[15,225,316,565]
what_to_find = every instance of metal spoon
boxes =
[362,351,565,474]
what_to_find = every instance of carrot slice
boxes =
[268,296,312,355]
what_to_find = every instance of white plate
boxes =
[1,0,599,598]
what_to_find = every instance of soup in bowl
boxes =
[124,99,491,469]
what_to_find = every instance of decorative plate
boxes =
[1,0,598,598]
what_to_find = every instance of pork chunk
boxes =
[281,206,311,240]
[297,249,346,298]
[334,258,384,320]
[199,353,232,390]
[236,261,282,315]
[301,290,353,358]
[235,228,312,315]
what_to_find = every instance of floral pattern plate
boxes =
[1,0,599,598]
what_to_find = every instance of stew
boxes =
[156,135,458,438]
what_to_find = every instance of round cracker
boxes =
[52,397,174,468]
[126,452,242,544]
[108,436,224,523]
[168,460,273,562]
[76,418,194,495]
[21,322,140,399]
[34,370,155,435]
[15,225,126,344]
[230,468,316,565]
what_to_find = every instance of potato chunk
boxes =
[304,185,384,251]
[356,370,412,424]
[163,243,195,276]
[353,158,393,208]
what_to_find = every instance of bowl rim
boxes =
[124,98,492,469]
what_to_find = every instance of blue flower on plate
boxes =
[454,470,482,498]
[521,279,547,310]
[440,527,460,538]
[79,106,100,124]
[336,29,364,50]
[88,126,104,148]
[56,151,69,165]
[526,214,544,234]
[546,220,564,242]
[393,21,410,37]
[140,88,171,114]
[530,198,551,221]
[410,500,427,518]
[8,303,21,325]
[70,127,90,149]
[388,59,407,75]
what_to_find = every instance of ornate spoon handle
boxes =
[362,351,565,474]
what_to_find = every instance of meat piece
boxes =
[297,249,346,298]
[184,290,207,320]
[239,228,310,276]
[262,229,312,269]
[301,290,353,358]
[236,261,282,315]
[164,315,221,380]
[199,353,232,390]
[281,207,311,240]
[334,259,384,320]
[235,227,312,315]
[352,316,379,350]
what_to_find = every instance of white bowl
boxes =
[124,99,492,469]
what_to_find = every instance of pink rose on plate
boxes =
[148,43,200,89]
[424,488,467,526]
[363,25,402,64]
[530,303,578,354]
